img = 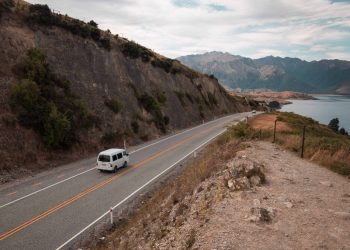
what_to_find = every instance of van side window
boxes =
[112,155,117,161]
[117,153,123,159]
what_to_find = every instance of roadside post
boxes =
[194,151,197,158]
[301,125,306,158]
[110,207,113,224]
[273,119,277,143]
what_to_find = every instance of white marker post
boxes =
[193,151,197,158]
[109,207,113,224]
[123,138,126,150]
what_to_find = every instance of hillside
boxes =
[0,1,249,181]
[178,51,350,94]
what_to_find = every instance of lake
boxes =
[280,95,350,132]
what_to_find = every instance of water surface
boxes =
[280,95,350,131]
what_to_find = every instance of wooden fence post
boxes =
[273,119,277,143]
[301,125,306,158]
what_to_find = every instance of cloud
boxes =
[27,0,350,61]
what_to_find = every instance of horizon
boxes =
[27,0,350,61]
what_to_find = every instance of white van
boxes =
[96,148,129,172]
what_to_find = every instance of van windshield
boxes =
[98,155,110,162]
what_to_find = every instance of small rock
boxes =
[267,207,277,217]
[253,199,261,207]
[227,179,234,188]
[334,212,350,220]
[320,181,333,187]
[250,175,262,186]
[284,201,293,208]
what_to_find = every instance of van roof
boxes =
[99,148,125,155]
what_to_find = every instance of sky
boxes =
[27,0,350,61]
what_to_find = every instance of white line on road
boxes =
[56,127,229,250]
[0,114,242,209]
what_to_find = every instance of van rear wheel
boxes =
[123,161,127,168]
[113,166,118,173]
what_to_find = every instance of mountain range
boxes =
[177,52,350,94]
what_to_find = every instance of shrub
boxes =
[10,79,41,109]
[99,37,111,51]
[88,20,98,28]
[120,41,152,62]
[155,90,167,105]
[105,98,123,113]
[28,4,54,25]
[27,5,110,50]
[138,92,167,132]
[10,49,97,148]
[131,120,139,134]
[138,93,160,113]
[328,118,339,132]
[151,58,173,73]
[43,103,72,147]
[0,0,14,17]
[207,92,218,107]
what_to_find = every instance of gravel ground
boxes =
[98,141,350,250]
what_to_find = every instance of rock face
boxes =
[178,51,350,94]
[0,2,249,180]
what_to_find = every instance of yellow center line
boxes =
[31,182,42,187]
[6,192,17,197]
[0,123,223,241]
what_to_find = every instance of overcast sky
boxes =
[27,0,350,61]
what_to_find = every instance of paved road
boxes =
[0,112,252,250]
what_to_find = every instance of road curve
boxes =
[0,112,252,250]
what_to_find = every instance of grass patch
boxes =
[249,112,350,176]
[104,98,123,113]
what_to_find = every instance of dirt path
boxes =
[152,141,350,250]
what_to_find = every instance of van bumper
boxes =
[96,164,114,171]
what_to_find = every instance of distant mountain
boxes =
[177,52,350,94]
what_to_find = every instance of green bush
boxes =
[43,103,72,147]
[138,93,159,113]
[10,49,97,148]
[155,90,167,105]
[207,92,218,107]
[105,98,123,113]
[138,93,167,132]
[27,4,110,50]
[120,41,152,62]
[151,58,173,73]
[10,79,41,109]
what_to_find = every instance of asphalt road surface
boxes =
[0,112,252,250]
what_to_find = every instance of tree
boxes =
[88,20,98,28]
[339,127,349,136]
[328,118,339,132]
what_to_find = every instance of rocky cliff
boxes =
[0,1,249,181]
[178,51,350,94]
